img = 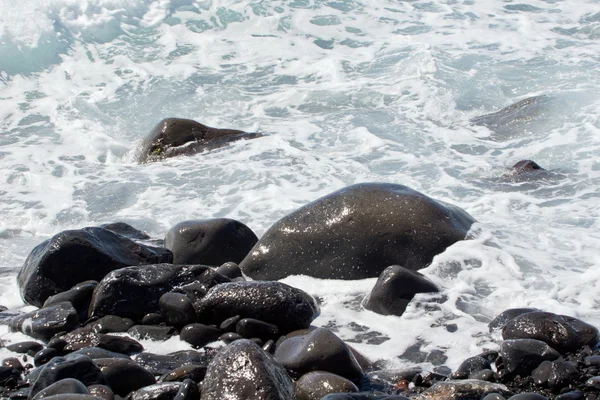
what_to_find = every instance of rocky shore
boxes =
[0,183,597,400]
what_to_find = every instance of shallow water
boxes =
[0,0,599,372]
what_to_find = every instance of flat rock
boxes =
[295,371,359,400]
[10,302,79,342]
[18,227,172,307]
[239,183,474,280]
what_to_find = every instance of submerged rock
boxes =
[239,183,475,280]
[136,118,261,163]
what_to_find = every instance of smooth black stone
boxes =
[43,282,97,322]
[2,358,24,371]
[219,315,241,332]
[363,265,438,316]
[47,339,68,354]
[180,324,221,348]
[142,313,164,325]
[89,264,227,322]
[172,269,231,307]
[164,219,258,266]
[586,376,600,389]
[555,390,584,400]
[295,371,358,400]
[585,355,600,366]
[100,222,150,241]
[34,348,61,367]
[160,364,207,383]
[196,281,318,334]
[274,327,363,382]
[128,325,176,341]
[451,356,491,379]
[31,395,104,400]
[65,347,130,360]
[219,332,243,344]
[321,395,409,400]
[216,262,243,280]
[6,341,44,355]
[500,339,560,376]
[95,358,156,397]
[173,379,199,400]
[507,394,548,400]
[236,318,279,340]
[488,308,540,332]
[468,369,495,382]
[88,315,135,334]
[87,384,115,400]
[366,367,423,386]
[482,395,506,400]
[129,382,182,400]
[18,227,172,307]
[0,366,21,385]
[201,339,293,400]
[239,183,475,280]
[31,378,89,399]
[263,340,276,354]
[61,331,143,355]
[10,302,79,342]
[502,311,599,353]
[29,355,106,398]
[418,380,513,400]
[135,351,209,376]
[159,293,196,328]
[426,350,447,366]
[446,324,458,333]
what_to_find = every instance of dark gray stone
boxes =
[451,356,491,379]
[500,339,560,376]
[363,265,438,316]
[88,315,135,333]
[136,118,261,163]
[129,382,182,400]
[201,339,293,400]
[34,348,61,366]
[32,378,89,400]
[174,379,200,400]
[488,308,540,332]
[61,331,143,355]
[44,282,97,322]
[17,227,172,307]
[219,315,240,332]
[180,324,221,348]
[159,292,196,328]
[507,394,548,400]
[65,347,130,360]
[100,222,150,240]
[10,302,79,342]
[236,318,279,340]
[142,313,164,325]
[160,364,207,383]
[219,332,243,344]
[30,355,106,398]
[239,183,474,280]
[6,341,44,355]
[502,311,599,353]
[531,360,578,391]
[87,385,115,400]
[414,380,513,400]
[274,327,363,382]
[164,219,258,266]
[95,358,156,397]
[2,357,24,371]
[295,371,358,400]
[135,351,210,376]
[0,366,21,385]
[322,396,409,400]
[216,262,243,280]
[128,325,176,341]
[196,281,318,334]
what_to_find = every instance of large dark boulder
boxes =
[136,118,261,163]
[164,219,258,265]
[500,339,560,376]
[18,227,173,307]
[10,302,79,342]
[89,264,228,322]
[239,183,475,280]
[196,281,318,334]
[201,339,294,400]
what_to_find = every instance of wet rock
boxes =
[468,369,495,382]
[201,339,293,400]
[61,331,143,355]
[219,332,243,344]
[159,292,196,328]
[532,360,578,391]
[135,351,210,376]
[100,222,150,241]
[451,356,492,379]
[95,358,156,397]
[585,376,600,389]
[500,339,560,376]
[216,262,243,280]
[363,265,438,316]
[10,302,79,342]
[34,395,101,399]
[128,325,176,341]
[482,395,506,400]
[88,315,135,333]
[48,338,68,353]
[34,348,61,366]
[511,160,544,174]
[142,313,164,325]
[174,379,200,400]
[488,308,540,332]
[18,227,172,307]
[236,318,279,341]
[239,183,475,280]
[0,366,21,385]
[507,394,548,400]
[44,282,97,322]
[274,327,363,382]
[129,382,182,400]
[65,347,130,360]
[219,315,241,332]
[366,367,423,387]
[196,281,317,334]
[295,371,358,400]
[414,379,513,400]
[180,324,221,348]
[89,264,225,322]
[6,341,44,355]
[164,219,258,265]
[555,391,583,400]
[29,355,105,398]
[160,364,207,383]
[87,384,115,400]
[263,340,276,354]
[502,311,599,353]
[322,396,409,400]
[2,357,24,371]
[31,378,89,399]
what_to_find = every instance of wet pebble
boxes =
[180,323,222,348]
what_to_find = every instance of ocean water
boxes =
[1,0,599,373]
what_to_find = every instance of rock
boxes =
[482,395,506,400]
[219,315,241,332]
[585,376,600,389]
[201,339,293,400]
[451,356,492,379]
[44,282,97,322]
[500,339,560,376]
[488,308,540,332]
[295,371,358,400]
[511,160,544,174]
[274,327,363,382]
[129,382,183,400]
[164,219,258,265]
[366,367,423,386]
[160,364,207,383]
[61,331,144,355]
[414,380,513,400]
[34,348,61,366]
[532,360,578,391]
[88,315,135,333]
[135,351,210,375]
[469,369,495,382]
[6,341,44,355]
[322,395,409,400]
[180,324,222,348]
[239,183,475,280]
[87,385,115,400]
[0,366,21,385]
[128,325,176,341]
[216,262,243,280]
[236,318,279,341]
[89,264,225,322]
[363,265,438,316]
[220,332,243,344]
[174,379,200,400]
[95,358,156,397]
[65,347,130,360]
[100,222,150,240]
[136,118,261,163]
[48,338,68,353]
[31,378,89,399]
[2,357,24,371]
[196,281,317,334]
[32,395,101,400]
[10,302,79,342]
[29,355,106,398]
[159,292,196,328]
[555,390,584,400]
[507,394,548,400]
[263,340,276,354]
[142,313,164,325]
[18,227,172,307]
[502,311,599,353]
